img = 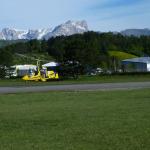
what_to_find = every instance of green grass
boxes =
[13,53,54,65]
[109,51,137,60]
[0,74,150,87]
[0,89,150,150]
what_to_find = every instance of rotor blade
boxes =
[15,53,49,62]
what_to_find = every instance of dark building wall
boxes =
[122,62,147,72]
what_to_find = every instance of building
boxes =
[42,62,59,73]
[122,57,150,72]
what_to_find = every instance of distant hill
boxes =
[121,29,150,37]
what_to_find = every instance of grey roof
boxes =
[122,57,150,64]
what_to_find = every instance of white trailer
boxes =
[9,65,37,77]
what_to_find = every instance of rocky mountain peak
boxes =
[0,20,89,40]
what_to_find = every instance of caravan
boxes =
[8,65,37,78]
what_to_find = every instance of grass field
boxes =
[0,74,150,87]
[0,89,150,150]
[108,51,137,60]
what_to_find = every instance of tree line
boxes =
[0,31,150,70]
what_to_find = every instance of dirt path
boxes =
[0,82,150,94]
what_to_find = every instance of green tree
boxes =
[0,48,14,66]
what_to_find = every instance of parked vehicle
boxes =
[6,65,37,78]
[22,60,59,82]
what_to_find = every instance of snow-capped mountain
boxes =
[0,28,52,40]
[25,28,52,40]
[0,28,28,40]
[44,20,88,39]
[0,20,88,40]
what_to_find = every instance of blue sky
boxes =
[1,0,150,31]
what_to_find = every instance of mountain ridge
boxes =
[121,28,150,37]
[0,20,150,40]
[0,20,88,40]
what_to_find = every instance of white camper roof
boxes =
[11,65,37,70]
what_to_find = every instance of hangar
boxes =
[122,57,150,72]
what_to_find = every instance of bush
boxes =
[0,67,6,79]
